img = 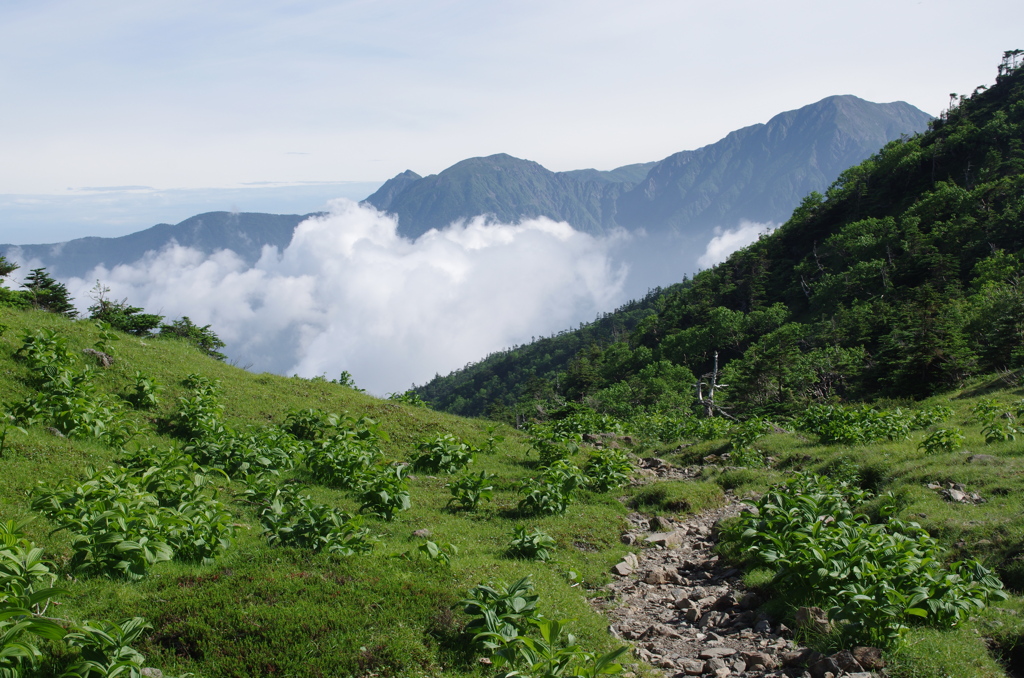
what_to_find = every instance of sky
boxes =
[2,1,1021,392]
[1,0,1022,242]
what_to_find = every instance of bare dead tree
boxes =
[694,351,736,420]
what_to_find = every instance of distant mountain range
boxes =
[2,211,314,279]
[2,95,931,280]
[364,95,932,239]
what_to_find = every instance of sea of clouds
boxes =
[10,200,770,395]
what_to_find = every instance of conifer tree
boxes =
[22,268,76,317]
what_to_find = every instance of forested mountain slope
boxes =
[416,57,1024,419]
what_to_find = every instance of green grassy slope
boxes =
[3,306,1024,676]
[0,307,639,677]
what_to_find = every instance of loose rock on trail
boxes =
[595,461,885,678]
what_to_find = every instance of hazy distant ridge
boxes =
[2,212,313,278]
[364,95,932,239]
[2,95,931,279]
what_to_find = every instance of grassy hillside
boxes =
[0,306,641,677]
[1,305,1023,677]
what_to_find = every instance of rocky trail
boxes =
[593,459,887,678]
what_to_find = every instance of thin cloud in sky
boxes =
[62,200,629,395]
[1,0,1020,194]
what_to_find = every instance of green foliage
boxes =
[158,317,226,361]
[0,522,69,678]
[481,425,506,454]
[484,617,627,678]
[0,255,18,282]
[281,407,337,441]
[581,449,632,492]
[628,413,731,445]
[518,461,586,516]
[333,370,364,392]
[32,462,235,579]
[507,527,557,562]
[91,322,120,355]
[386,390,429,407]
[982,420,1019,443]
[9,330,134,446]
[126,372,160,410]
[721,473,1007,647]
[729,416,773,450]
[528,428,581,468]
[62,617,151,678]
[22,268,76,317]
[392,540,458,566]
[0,411,26,459]
[459,576,541,650]
[797,404,949,445]
[257,488,374,555]
[412,433,475,474]
[357,464,411,521]
[305,432,381,490]
[87,284,163,337]
[446,470,495,510]
[918,428,966,455]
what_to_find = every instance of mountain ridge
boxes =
[365,95,932,240]
[3,95,931,282]
[1,211,314,279]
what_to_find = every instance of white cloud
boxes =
[697,221,777,269]
[66,200,629,395]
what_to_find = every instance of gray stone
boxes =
[742,651,776,670]
[967,454,998,464]
[781,648,819,667]
[698,610,726,628]
[830,649,863,673]
[698,647,738,659]
[412,528,431,538]
[809,655,842,678]
[738,592,760,610]
[712,593,736,611]
[655,623,683,639]
[645,529,688,547]
[82,348,114,367]
[945,488,967,502]
[650,515,672,531]
[851,646,886,669]
[141,670,163,678]
[644,569,669,584]
[679,658,704,675]
[612,561,634,576]
[703,656,728,671]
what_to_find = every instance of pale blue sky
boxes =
[2,0,1022,241]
